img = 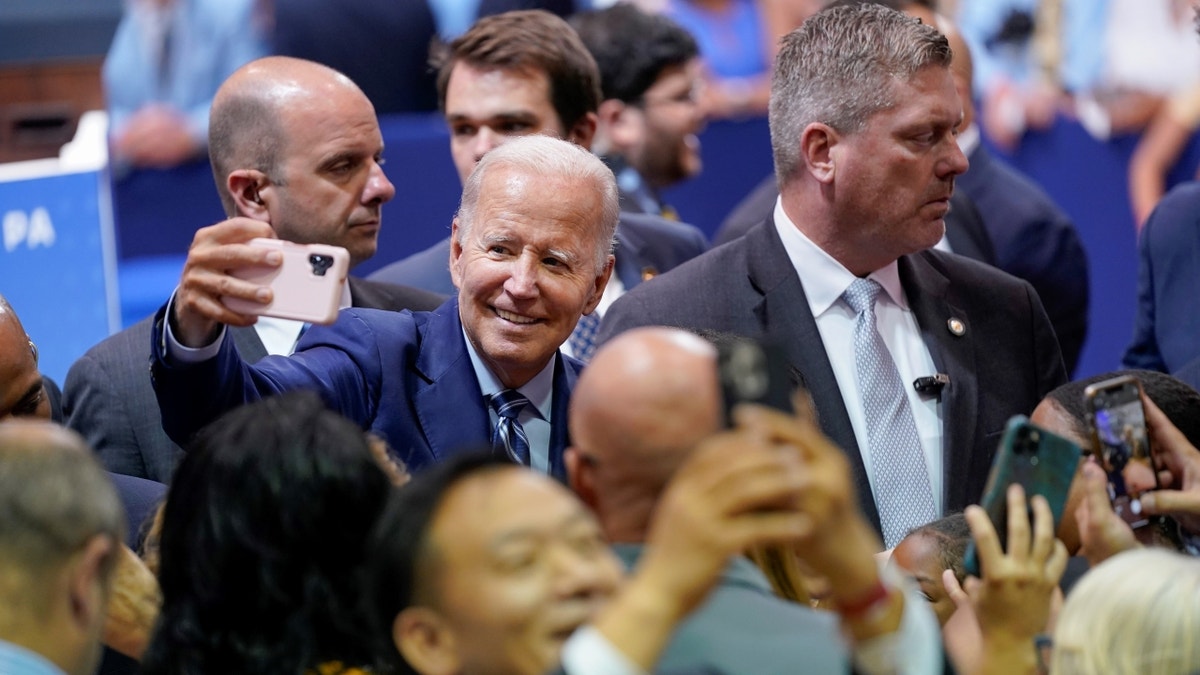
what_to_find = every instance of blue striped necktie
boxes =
[490,389,531,466]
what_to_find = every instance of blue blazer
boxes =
[150,298,581,478]
[1124,182,1200,375]
[368,212,709,296]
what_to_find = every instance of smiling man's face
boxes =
[450,164,612,388]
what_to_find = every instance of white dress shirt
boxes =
[773,199,944,517]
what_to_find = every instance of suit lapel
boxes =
[899,253,978,511]
[411,300,492,462]
[745,220,879,529]
[229,325,268,363]
[547,356,580,481]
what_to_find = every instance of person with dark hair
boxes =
[140,391,392,675]
[363,397,888,675]
[890,513,971,626]
[66,56,444,485]
[600,3,1066,549]
[368,10,707,361]
[570,4,704,218]
[1030,369,1200,564]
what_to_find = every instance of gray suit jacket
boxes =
[613,545,849,674]
[598,219,1067,530]
[63,277,444,482]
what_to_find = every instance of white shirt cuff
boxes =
[852,563,943,675]
[560,626,648,675]
[162,289,226,363]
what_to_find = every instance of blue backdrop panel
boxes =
[0,167,119,384]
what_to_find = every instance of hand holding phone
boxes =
[1084,375,1158,530]
[220,238,349,325]
[964,416,1079,577]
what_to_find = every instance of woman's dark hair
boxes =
[1044,370,1200,447]
[140,391,393,675]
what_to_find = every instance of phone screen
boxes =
[1085,377,1156,529]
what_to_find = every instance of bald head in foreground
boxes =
[0,422,124,675]
[566,327,942,673]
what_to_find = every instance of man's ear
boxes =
[227,170,272,221]
[583,255,614,315]
[394,607,460,675]
[68,535,115,632]
[566,112,599,152]
[449,218,464,291]
[799,122,839,184]
[598,99,638,151]
[565,447,598,509]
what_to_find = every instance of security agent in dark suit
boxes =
[368,10,707,358]
[599,5,1066,543]
[63,57,444,483]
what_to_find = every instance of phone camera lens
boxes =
[309,254,333,277]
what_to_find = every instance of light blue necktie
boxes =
[843,278,936,548]
[490,389,531,466]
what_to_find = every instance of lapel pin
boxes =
[641,266,658,282]
[947,317,966,336]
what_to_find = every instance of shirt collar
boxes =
[0,639,66,675]
[772,197,907,317]
[461,329,555,421]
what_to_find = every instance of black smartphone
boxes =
[715,338,793,426]
[964,415,1080,577]
[1084,375,1158,529]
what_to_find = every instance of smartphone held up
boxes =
[220,238,350,325]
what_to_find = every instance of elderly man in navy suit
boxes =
[151,135,617,479]
[368,11,707,360]
[599,5,1066,547]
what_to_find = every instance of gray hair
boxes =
[768,3,952,184]
[455,135,619,273]
[0,423,124,599]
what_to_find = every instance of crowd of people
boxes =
[5,1,1200,674]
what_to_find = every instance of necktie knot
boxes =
[843,278,883,315]
[490,389,529,421]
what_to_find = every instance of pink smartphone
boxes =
[221,238,350,325]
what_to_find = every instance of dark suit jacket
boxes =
[151,297,582,478]
[598,219,1067,530]
[957,144,1089,375]
[368,212,710,296]
[46,376,166,550]
[63,278,444,483]
[272,0,439,113]
[714,174,998,266]
[1124,181,1200,375]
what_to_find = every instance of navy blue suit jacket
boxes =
[1124,182,1200,376]
[368,212,709,296]
[150,298,581,478]
[956,144,1090,375]
[598,219,1067,531]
